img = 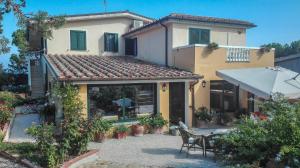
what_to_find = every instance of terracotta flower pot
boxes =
[196,120,208,128]
[94,133,106,143]
[116,132,127,139]
[152,127,163,134]
[132,125,144,137]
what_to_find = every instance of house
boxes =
[275,53,300,73]
[27,10,274,127]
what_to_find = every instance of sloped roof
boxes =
[64,10,155,22]
[44,54,201,82]
[124,13,256,37]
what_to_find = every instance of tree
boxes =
[8,53,27,74]
[28,11,65,40]
[0,0,25,55]
[12,29,28,52]
[263,40,300,58]
[9,12,65,74]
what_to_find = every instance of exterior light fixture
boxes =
[201,80,207,88]
[162,83,167,92]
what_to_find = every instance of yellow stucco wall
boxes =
[78,84,88,119]
[159,83,170,125]
[174,46,275,111]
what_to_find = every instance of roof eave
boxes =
[123,17,256,37]
[65,77,202,85]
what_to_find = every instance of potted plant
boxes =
[92,117,112,142]
[195,106,212,128]
[149,114,168,134]
[206,42,219,52]
[132,116,149,137]
[115,124,129,139]
[259,45,272,54]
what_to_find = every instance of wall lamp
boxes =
[162,83,167,92]
[201,80,207,88]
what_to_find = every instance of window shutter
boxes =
[114,34,118,52]
[70,31,78,50]
[201,29,210,44]
[189,28,210,45]
[104,33,108,51]
[78,31,86,50]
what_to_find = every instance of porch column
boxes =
[78,84,88,119]
[157,82,170,124]
[184,81,191,127]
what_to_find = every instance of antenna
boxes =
[103,0,107,12]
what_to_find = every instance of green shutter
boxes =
[78,31,86,50]
[200,29,210,44]
[189,28,210,45]
[70,31,78,50]
[70,30,86,51]
[104,33,118,52]
[104,33,108,51]
[114,34,118,52]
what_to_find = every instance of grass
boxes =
[0,142,43,166]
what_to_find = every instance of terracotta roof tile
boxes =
[45,54,201,82]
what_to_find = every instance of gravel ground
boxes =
[85,134,220,168]
[0,156,26,168]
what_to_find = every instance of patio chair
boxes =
[178,127,203,157]
[200,133,222,157]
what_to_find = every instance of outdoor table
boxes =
[189,128,233,157]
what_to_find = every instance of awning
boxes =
[216,67,300,99]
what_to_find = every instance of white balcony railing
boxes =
[226,47,250,62]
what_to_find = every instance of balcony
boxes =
[173,44,275,74]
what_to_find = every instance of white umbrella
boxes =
[216,67,300,99]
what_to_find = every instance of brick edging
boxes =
[61,149,99,168]
[0,151,41,168]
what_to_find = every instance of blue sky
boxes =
[1,0,300,67]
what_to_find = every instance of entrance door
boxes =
[169,82,185,125]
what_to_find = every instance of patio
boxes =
[84,134,220,168]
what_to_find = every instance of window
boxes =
[70,30,86,51]
[104,33,118,52]
[88,84,156,121]
[189,28,210,45]
[125,38,137,56]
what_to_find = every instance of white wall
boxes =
[47,17,134,56]
[171,23,246,48]
[134,27,167,65]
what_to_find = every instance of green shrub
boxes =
[115,124,129,133]
[216,94,300,167]
[54,84,94,157]
[148,114,168,129]
[92,117,112,134]
[27,123,59,168]
[195,106,212,122]
[137,116,151,126]
[0,104,12,127]
[0,91,17,108]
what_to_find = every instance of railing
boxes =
[226,47,250,62]
[26,50,44,61]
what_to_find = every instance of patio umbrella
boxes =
[216,67,300,99]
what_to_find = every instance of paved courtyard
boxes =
[83,134,220,168]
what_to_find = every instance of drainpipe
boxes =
[159,22,168,67]
[190,80,199,127]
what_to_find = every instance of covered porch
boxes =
[43,54,201,127]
